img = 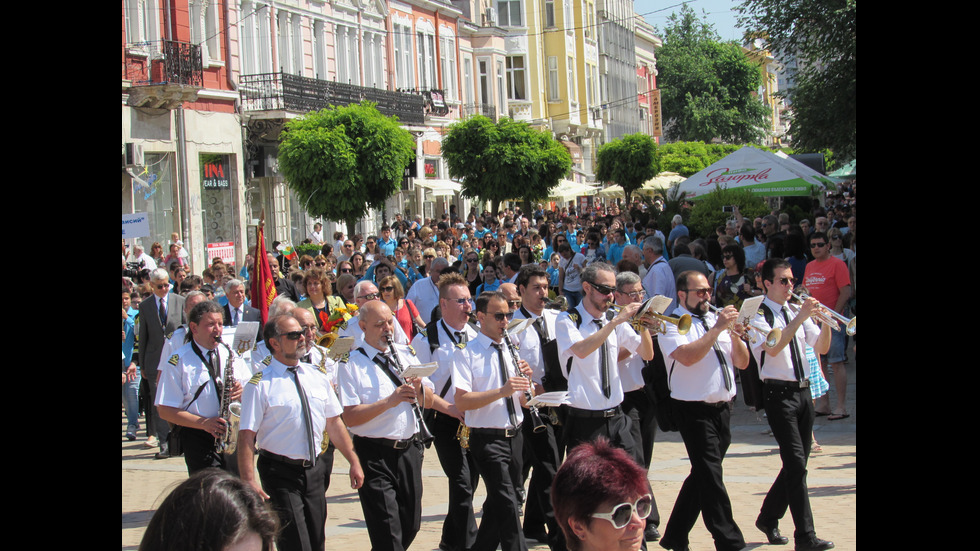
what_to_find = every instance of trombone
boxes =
[707,304,781,347]
[790,291,856,336]
[609,298,692,335]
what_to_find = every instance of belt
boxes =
[354,434,419,450]
[468,425,522,438]
[765,379,810,389]
[258,450,313,468]
[566,405,622,418]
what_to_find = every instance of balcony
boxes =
[123,40,203,109]
[461,103,497,121]
[240,72,425,126]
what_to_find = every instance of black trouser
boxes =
[520,412,565,551]
[431,412,480,551]
[352,435,424,551]
[258,451,330,551]
[177,426,237,475]
[759,383,816,542]
[562,407,639,464]
[622,389,661,528]
[661,400,745,551]
[468,428,527,551]
[140,373,170,447]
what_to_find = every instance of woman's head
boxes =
[721,245,745,273]
[378,275,405,301]
[303,268,332,298]
[552,439,652,551]
[139,468,279,551]
[335,273,357,302]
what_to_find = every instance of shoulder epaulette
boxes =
[261,355,273,366]
[455,341,467,349]
[248,372,263,385]
[339,352,350,363]
[167,354,180,366]
[165,331,174,340]
[407,344,417,356]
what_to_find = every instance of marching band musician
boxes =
[509,269,566,550]
[409,272,478,551]
[155,300,249,475]
[452,291,534,551]
[338,300,455,551]
[655,271,748,551]
[237,313,364,551]
[751,259,835,551]
[554,262,654,465]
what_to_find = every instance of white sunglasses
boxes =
[590,494,653,529]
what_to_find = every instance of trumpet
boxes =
[791,291,856,336]
[608,300,692,335]
[707,304,781,347]
[544,295,568,311]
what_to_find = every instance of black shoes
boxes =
[795,537,834,551]
[755,520,789,545]
[645,524,661,541]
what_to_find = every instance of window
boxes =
[463,56,474,104]
[335,25,360,85]
[545,0,556,27]
[277,11,303,75]
[506,56,526,100]
[497,0,522,27]
[440,33,458,100]
[548,56,559,101]
[586,63,597,106]
[239,1,272,75]
[567,56,577,103]
[416,25,437,90]
[393,20,414,90]
[479,58,491,106]
[189,0,221,64]
[362,31,384,89]
[124,0,159,46]
[497,60,506,115]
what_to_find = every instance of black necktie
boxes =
[159,297,167,326]
[455,331,468,344]
[232,307,239,326]
[782,308,806,382]
[207,349,223,394]
[287,366,317,466]
[493,343,519,427]
[592,319,611,399]
[695,314,732,391]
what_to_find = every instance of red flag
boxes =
[250,212,278,325]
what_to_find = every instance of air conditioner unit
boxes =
[123,142,144,168]
[483,7,497,26]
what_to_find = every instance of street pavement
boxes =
[122,357,856,550]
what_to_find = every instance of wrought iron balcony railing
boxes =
[123,40,203,87]
[461,102,498,121]
[240,72,425,125]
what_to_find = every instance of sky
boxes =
[632,0,746,43]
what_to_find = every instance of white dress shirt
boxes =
[751,297,821,383]
[658,306,738,403]
[452,332,525,430]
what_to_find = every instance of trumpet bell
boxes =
[316,331,338,348]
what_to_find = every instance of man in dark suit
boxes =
[221,279,263,342]
[138,268,186,459]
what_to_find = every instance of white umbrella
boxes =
[676,146,835,200]
[597,172,686,198]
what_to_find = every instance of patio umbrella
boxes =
[675,146,836,200]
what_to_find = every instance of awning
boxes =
[415,179,461,197]
[549,179,598,201]
[597,172,686,198]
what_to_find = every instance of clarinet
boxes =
[503,329,547,433]
[386,336,436,447]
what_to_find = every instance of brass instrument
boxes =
[608,299,692,335]
[791,290,856,336]
[217,344,241,455]
[386,336,436,447]
[503,327,547,434]
[315,331,338,348]
[543,295,568,311]
[456,422,470,449]
[707,304,781,347]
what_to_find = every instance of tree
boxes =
[595,133,660,207]
[736,0,856,162]
[655,4,771,144]
[687,185,769,238]
[276,102,416,237]
[442,116,572,215]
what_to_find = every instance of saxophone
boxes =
[217,344,241,455]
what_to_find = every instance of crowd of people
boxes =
[124,183,855,551]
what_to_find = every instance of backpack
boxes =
[740,305,774,411]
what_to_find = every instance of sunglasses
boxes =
[683,288,712,298]
[591,494,653,529]
[380,286,395,293]
[340,268,352,273]
[490,311,514,322]
[358,293,379,300]
[588,281,616,296]
[280,331,304,341]
[810,242,827,248]
[771,277,796,286]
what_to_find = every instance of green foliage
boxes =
[658,142,743,177]
[442,116,572,214]
[595,133,660,206]
[688,185,769,238]
[653,183,690,236]
[655,5,771,144]
[737,0,856,162]
[296,243,322,258]
[276,102,415,233]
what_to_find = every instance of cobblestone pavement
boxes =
[123,358,855,550]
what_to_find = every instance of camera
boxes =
[123,260,149,283]
[722,205,735,213]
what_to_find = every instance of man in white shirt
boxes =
[642,237,676,314]
[406,257,448,324]
[656,271,748,551]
